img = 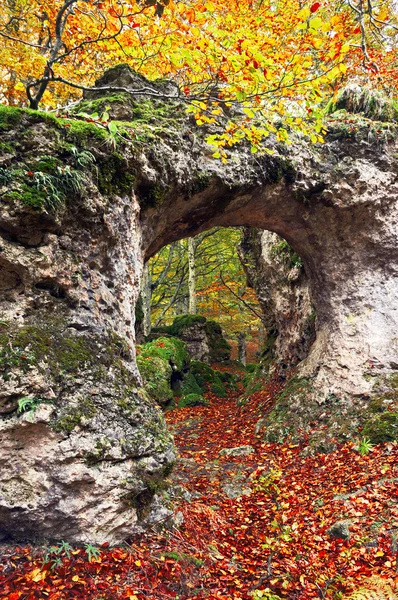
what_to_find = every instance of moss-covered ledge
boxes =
[254,372,398,453]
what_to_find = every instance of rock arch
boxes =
[0,72,397,542]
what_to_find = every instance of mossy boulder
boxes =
[136,337,190,406]
[188,360,238,397]
[179,394,209,408]
[327,84,398,122]
[180,372,203,397]
[167,314,231,363]
[362,412,398,444]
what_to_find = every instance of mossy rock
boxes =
[97,152,136,197]
[242,363,265,396]
[326,85,398,122]
[210,382,227,398]
[136,336,190,406]
[168,314,231,363]
[168,314,207,336]
[136,354,174,406]
[139,336,189,371]
[362,412,398,444]
[179,394,209,408]
[190,360,217,386]
[180,372,203,397]
[189,360,228,397]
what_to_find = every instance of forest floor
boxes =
[0,367,397,600]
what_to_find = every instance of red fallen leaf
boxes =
[310,2,321,12]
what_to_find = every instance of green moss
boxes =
[54,398,97,434]
[137,354,174,405]
[180,372,203,397]
[168,315,231,362]
[137,337,190,405]
[0,319,136,389]
[0,141,14,153]
[326,86,398,122]
[264,377,312,442]
[168,315,207,336]
[19,185,47,211]
[189,360,228,396]
[3,190,23,203]
[190,360,216,386]
[33,155,62,173]
[60,118,109,145]
[0,105,24,130]
[362,412,398,444]
[98,152,135,196]
[179,393,209,408]
[74,93,134,117]
[138,337,189,370]
[210,382,227,398]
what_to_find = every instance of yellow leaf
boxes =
[297,7,310,20]
[15,82,25,92]
[30,568,47,582]
[135,560,142,567]
[309,17,323,30]
[72,575,80,582]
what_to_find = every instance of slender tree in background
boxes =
[141,262,152,338]
[144,228,263,355]
[187,237,197,315]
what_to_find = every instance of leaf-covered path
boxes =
[1,372,397,599]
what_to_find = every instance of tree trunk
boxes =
[238,332,247,366]
[187,237,197,314]
[141,261,152,337]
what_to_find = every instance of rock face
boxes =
[0,68,397,541]
[239,228,315,370]
[166,315,231,364]
[0,102,175,543]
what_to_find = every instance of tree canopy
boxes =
[1,0,397,150]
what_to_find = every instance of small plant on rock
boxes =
[17,396,52,420]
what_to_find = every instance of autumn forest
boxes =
[0,0,398,599]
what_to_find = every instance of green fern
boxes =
[69,146,96,169]
[17,396,52,420]
[84,543,101,562]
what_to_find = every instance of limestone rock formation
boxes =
[0,67,397,541]
[239,228,315,370]
[165,315,231,364]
